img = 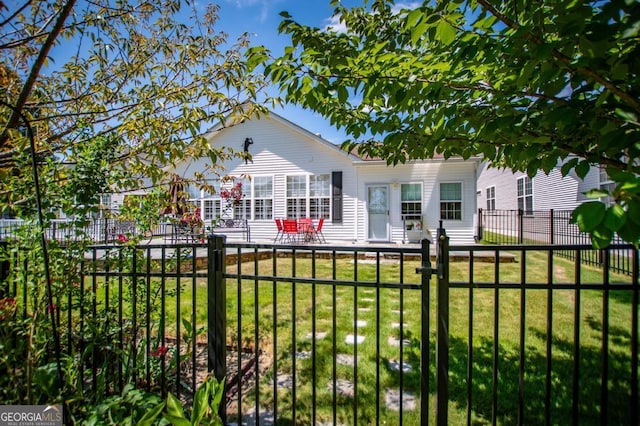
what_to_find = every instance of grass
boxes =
[64,247,637,424]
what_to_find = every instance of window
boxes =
[517,176,533,213]
[286,174,331,219]
[253,176,273,220]
[202,199,219,221]
[440,182,462,220]
[486,186,496,210]
[401,183,422,221]
[310,174,331,219]
[286,175,307,218]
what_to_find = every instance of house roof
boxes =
[204,108,480,166]
[204,108,360,161]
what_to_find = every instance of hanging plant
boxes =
[220,182,243,206]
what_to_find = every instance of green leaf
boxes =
[405,8,423,29]
[165,393,188,423]
[182,318,193,335]
[435,20,456,46]
[617,217,640,247]
[411,21,429,45]
[591,225,613,249]
[603,204,626,232]
[191,379,210,423]
[570,202,606,232]
[560,158,579,176]
[574,160,591,179]
[136,402,165,426]
[584,188,609,199]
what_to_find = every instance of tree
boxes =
[1,0,270,219]
[0,0,271,414]
[261,0,640,247]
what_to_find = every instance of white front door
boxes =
[367,185,389,241]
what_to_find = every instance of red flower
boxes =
[220,182,243,204]
[0,297,16,321]
[150,345,168,357]
[46,303,57,315]
[117,234,129,243]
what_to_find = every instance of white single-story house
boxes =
[167,111,480,245]
[476,160,607,213]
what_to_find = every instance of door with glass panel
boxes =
[367,185,389,241]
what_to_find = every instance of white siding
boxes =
[175,116,357,242]
[477,159,602,213]
[355,160,477,245]
[171,113,479,245]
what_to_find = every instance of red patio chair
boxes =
[297,218,313,242]
[274,218,284,242]
[313,218,326,243]
[282,219,300,243]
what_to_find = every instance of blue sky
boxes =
[214,0,365,144]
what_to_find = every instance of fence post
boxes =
[477,208,484,241]
[207,233,227,423]
[418,236,433,426]
[518,209,524,244]
[435,226,450,426]
[549,209,555,244]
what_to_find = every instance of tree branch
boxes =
[476,0,640,115]
[0,0,78,150]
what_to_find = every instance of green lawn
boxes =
[81,248,636,425]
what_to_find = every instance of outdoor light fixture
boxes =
[243,137,253,164]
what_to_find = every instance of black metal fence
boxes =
[477,208,638,275]
[208,236,431,425]
[0,218,173,243]
[1,234,638,424]
[439,239,639,425]
[0,240,208,406]
[208,234,639,425]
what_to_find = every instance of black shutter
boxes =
[332,171,342,223]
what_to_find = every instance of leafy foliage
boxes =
[262,0,640,247]
[0,0,265,421]
[1,0,272,220]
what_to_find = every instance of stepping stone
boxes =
[391,310,402,315]
[387,336,410,347]
[346,334,365,344]
[230,408,275,426]
[388,359,413,373]
[358,308,372,312]
[306,331,328,340]
[327,379,355,398]
[296,351,311,360]
[356,320,367,328]
[385,389,416,411]
[362,289,375,294]
[274,374,293,389]
[360,297,375,302]
[336,353,359,366]
[391,322,408,328]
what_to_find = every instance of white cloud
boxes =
[323,1,422,33]
[323,14,348,33]
[391,2,422,15]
